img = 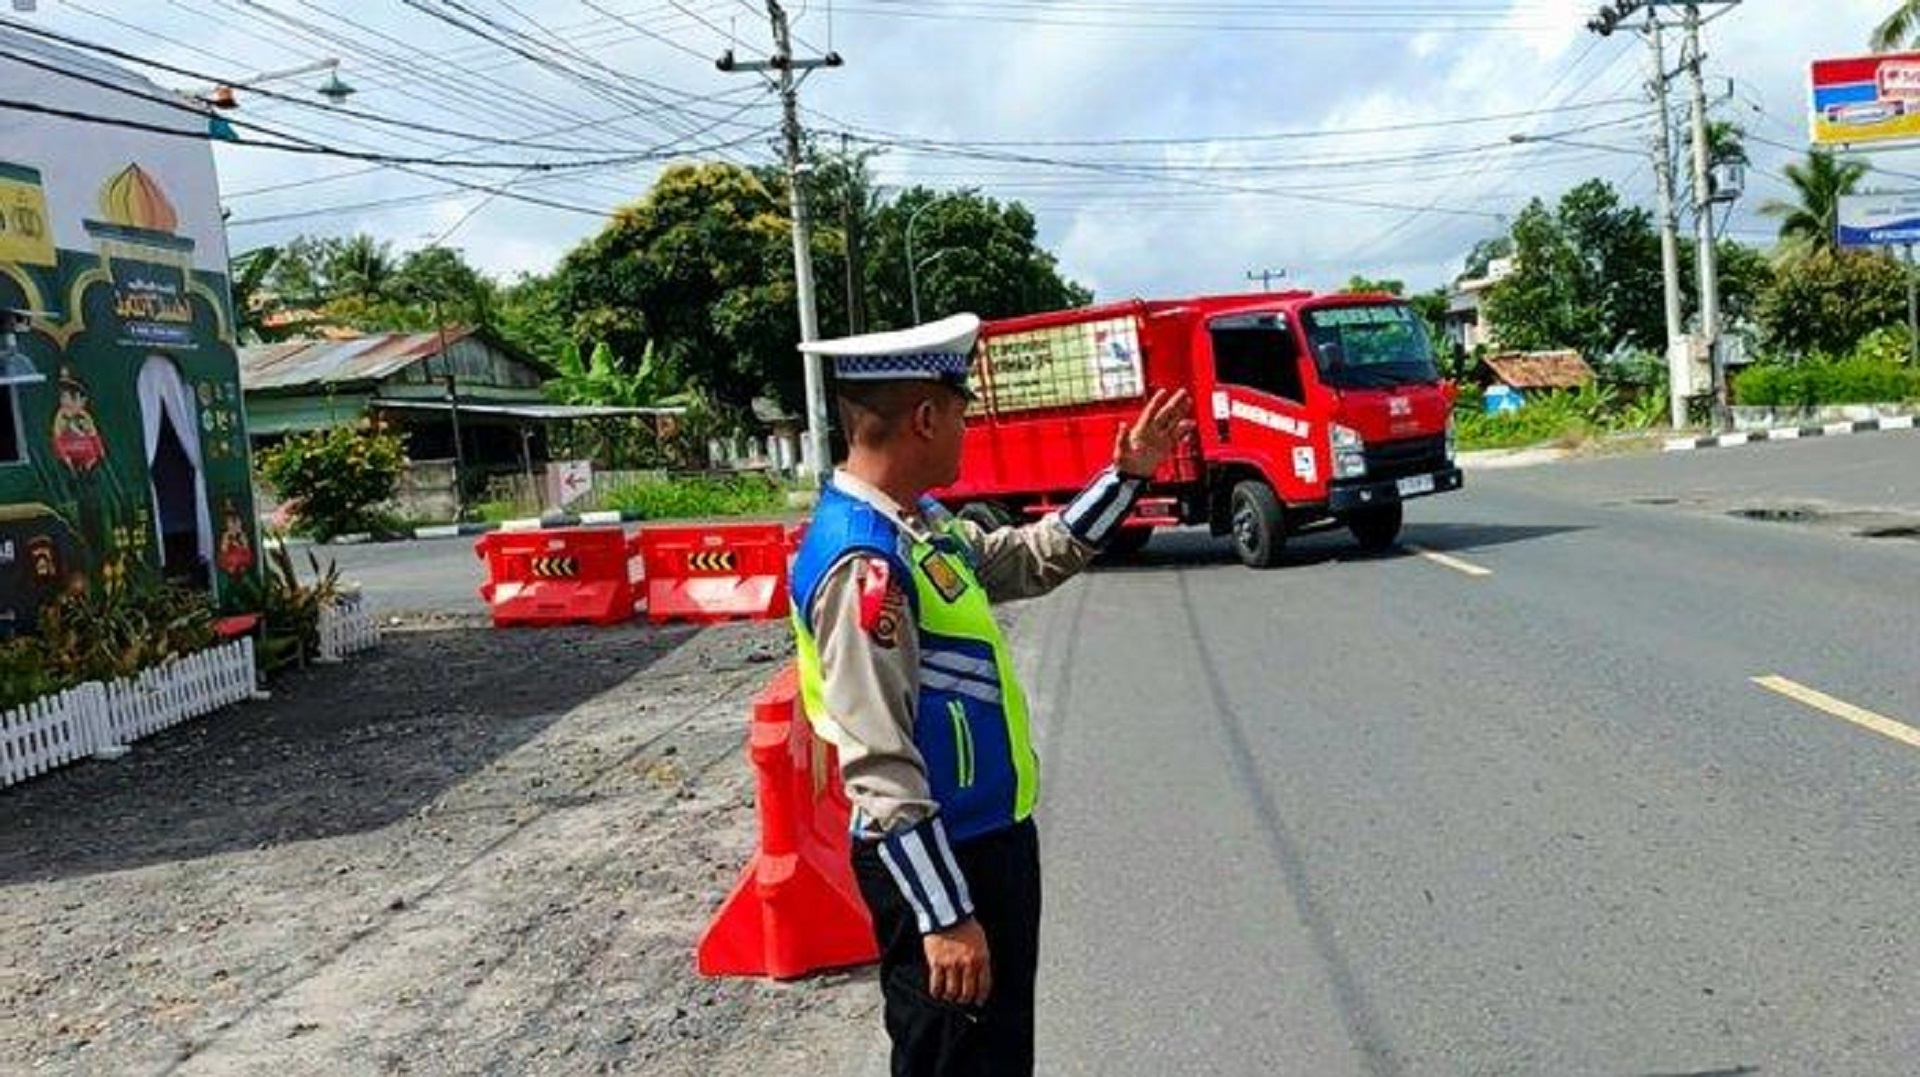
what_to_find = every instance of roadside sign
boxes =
[546,459,593,509]
[1837,191,1920,248]
[1812,53,1920,147]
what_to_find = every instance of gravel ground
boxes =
[0,615,880,1076]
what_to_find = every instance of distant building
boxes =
[1444,256,1515,353]
[1480,350,1596,392]
[238,327,552,471]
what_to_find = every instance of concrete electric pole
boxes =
[718,4,842,485]
[1683,3,1729,429]
[1590,0,1740,430]
[1590,3,1688,430]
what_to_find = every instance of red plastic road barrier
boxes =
[697,663,877,980]
[475,527,640,627]
[638,523,792,624]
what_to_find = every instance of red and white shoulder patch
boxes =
[854,557,908,648]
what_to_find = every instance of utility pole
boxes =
[433,298,466,522]
[1683,2,1729,430]
[841,132,868,335]
[1590,1,1688,430]
[718,5,842,485]
[1246,268,1288,292]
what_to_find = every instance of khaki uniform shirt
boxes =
[808,469,1137,838]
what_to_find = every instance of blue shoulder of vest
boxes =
[791,487,916,633]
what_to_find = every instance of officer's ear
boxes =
[907,392,940,442]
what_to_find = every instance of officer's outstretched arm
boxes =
[946,469,1145,603]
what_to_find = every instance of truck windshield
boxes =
[1304,304,1441,389]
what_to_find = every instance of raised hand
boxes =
[1113,388,1196,479]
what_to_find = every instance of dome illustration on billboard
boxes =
[82,163,198,350]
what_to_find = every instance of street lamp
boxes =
[911,248,957,325]
[1506,131,1640,157]
[193,59,355,109]
[904,195,954,327]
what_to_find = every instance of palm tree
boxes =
[1759,150,1870,259]
[1873,2,1920,50]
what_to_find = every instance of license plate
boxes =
[1396,474,1436,497]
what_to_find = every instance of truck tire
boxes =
[958,501,1014,532]
[1348,503,1404,552]
[1229,481,1285,568]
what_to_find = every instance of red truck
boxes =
[937,291,1462,567]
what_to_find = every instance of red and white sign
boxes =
[546,459,593,509]
[1880,60,1920,99]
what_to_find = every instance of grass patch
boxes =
[603,474,790,520]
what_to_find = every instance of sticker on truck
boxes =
[1228,399,1310,438]
[982,315,1145,412]
[1292,446,1318,483]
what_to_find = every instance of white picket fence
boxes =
[0,638,259,789]
[318,591,380,663]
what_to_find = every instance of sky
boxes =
[2,0,1907,306]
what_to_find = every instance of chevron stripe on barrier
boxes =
[531,556,580,578]
[687,551,738,573]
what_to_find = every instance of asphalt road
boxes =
[310,434,1920,1073]
[1005,431,1920,1075]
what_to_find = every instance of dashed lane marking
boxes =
[1406,545,1493,578]
[1753,675,1920,750]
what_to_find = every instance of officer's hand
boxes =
[1114,388,1196,478]
[924,918,992,1006]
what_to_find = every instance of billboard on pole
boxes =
[1811,52,1920,147]
[1837,191,1920,248]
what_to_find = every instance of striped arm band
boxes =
[875,814,976,934]
[1060,466,1146,547]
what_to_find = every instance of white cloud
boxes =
[20,0,1915,310]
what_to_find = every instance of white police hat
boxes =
[800,313,980,391]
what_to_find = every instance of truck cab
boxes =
[1197,293,1461,564]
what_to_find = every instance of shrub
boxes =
[229,543,343,670]
[31,582,218,689]
[1734,358,1920,407]
[256,426,406,541]
[603,474,788,520]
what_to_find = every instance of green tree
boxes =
[864,187,1091,330]
[552,162,803,414]
[1461,234,1515,280]
[1341,276,1405,295]
[1874,1,1920,49]
[1756,249,1909,358]
[229,245,282,343]
[1760,150,1870,260]
[1482,180,1663,357]
[494,271,571,364]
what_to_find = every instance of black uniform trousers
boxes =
[852,818,1041,1077]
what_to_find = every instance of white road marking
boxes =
[1753,675,1920,751]
[1407,545,1493,578]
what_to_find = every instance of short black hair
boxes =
[835,378,960,448]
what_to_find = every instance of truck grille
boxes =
[1363,434,1448,480]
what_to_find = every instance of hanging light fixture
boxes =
[316,68,355,105]
[0,312,46,387]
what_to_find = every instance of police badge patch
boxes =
[856,558,907,648]
[919,550,969,603]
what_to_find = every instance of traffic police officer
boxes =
[790,314,1193,1076]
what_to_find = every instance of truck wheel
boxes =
[958,501,1014,532]
[1348,503,1404,552]
[1229,481,1285,568]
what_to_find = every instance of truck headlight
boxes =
[1331,424,1367,480]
